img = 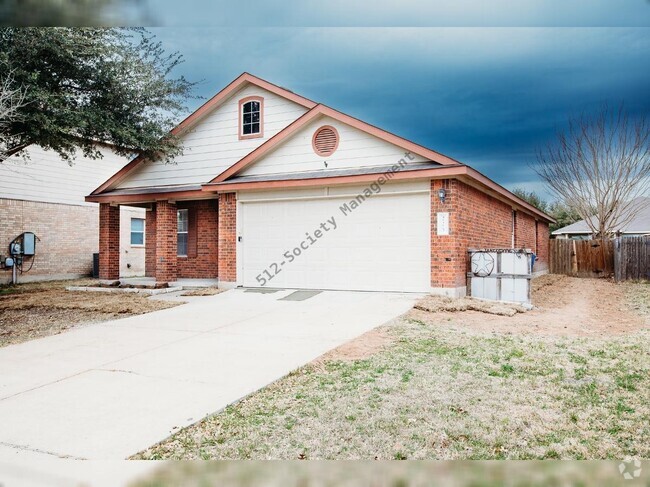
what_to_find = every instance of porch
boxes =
[97,195,234,285]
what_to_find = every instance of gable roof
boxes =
[88,73,317,196]
[552,197,650,235]
[208,104,462,184]
[85,72,555,223]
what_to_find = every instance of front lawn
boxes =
[0,279,181,347]
[135,278,650,460]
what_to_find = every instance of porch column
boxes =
[217,192,237,287]
[155,200,178,283]
[145,205,156,277]
[98,203,120,280]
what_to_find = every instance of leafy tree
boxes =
[511,187,549,213]
[0,65,27,158]
[547,201,582,233]
[511,188,582,232]
[0,28,195,163]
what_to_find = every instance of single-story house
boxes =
[87,73,554,296]
[0,145,145,284]
[553,197,650,239]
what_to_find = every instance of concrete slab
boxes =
[172,278,219,288]
[0,289,420,459]
[280,290,322,301]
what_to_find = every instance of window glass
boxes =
[130,218,144,246]
[177,209,188,256]
[241,100,261,136]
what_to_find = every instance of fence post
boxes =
[614,237,621,282]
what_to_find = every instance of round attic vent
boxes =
[312,125,339,157]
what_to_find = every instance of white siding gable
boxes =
[239,116,429,177]
[115,84,309,189]
[0,145,130,206]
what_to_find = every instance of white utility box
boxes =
[467,249,534,305]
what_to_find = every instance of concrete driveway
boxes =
[0,289,419,460]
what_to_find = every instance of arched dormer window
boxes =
[239,96,264,140]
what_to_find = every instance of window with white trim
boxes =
[130,218,144,246]
[240,98,262,137]
[177,209,188,257]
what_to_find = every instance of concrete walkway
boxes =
[0,289,419,460]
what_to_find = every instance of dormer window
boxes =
[239,96,264,140]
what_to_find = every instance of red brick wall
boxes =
[430,179,551,288]
[154,200,177,283]
[516,208,549,271]
[177,200,219,279]
[535,220,550,271]
[218,192,237,283]
[99,203,120,280]
[431,179,513,288]
[145,206,156,277]
[515,211,536,250]
[0,198,100,282]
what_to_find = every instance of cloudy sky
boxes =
[140,1,650,198]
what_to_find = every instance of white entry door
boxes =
[240,190,430,292]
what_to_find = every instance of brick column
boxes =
[155,200,177,283]
[99,203,120,280]
[145,205,156,277]
[218,192,237,286]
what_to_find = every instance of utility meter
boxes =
[10,242,21,256]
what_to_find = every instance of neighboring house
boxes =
[87,73,554,296]
[0,145,145,284]
[552,197,650,239]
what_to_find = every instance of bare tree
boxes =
[0,68,27,160]
[536,106,650,237]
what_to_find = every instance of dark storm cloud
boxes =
[148,0,650,27]
[151,26,650,198]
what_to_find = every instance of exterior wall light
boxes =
[438,187,447,203]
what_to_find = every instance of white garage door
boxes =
[240,190,430,292]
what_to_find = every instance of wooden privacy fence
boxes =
[549,236,650,281]
[614,236,650,281]
[549,239,614,278]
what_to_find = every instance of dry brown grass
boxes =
[134,278,650,461]
[415,295,528,317]
[0,279,181,347]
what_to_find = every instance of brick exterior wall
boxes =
[145,206,157,278]
[154,200,178,283]
[431,179,514,289]
[177,200,219,279]
[218,192,237,283]
[430,179,550,289]
[535,220,550,271]
[99,203,120,280]
[431,179,515,288]
[0,199,99,282]
[515,209,549,271]
[515,211,535,250]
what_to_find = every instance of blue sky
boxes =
[143,2,650,198]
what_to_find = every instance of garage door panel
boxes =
[241,191,430,292]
